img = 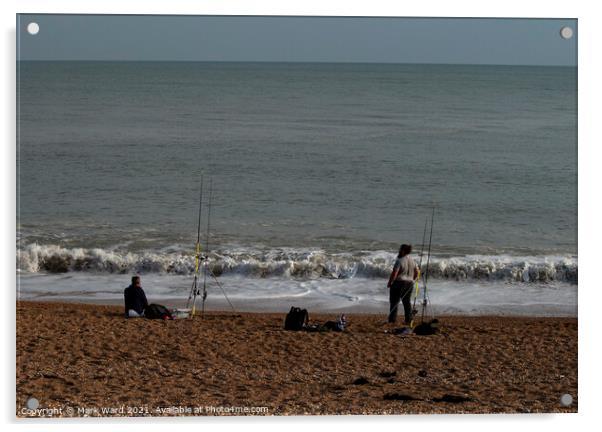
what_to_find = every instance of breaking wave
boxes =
[17,243,578,284]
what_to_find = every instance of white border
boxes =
[3,1,600,431]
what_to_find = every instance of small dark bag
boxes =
[413,319,439,335]
[144,303,173,320]
[284,307,309,331]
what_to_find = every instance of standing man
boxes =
[387,244,419,325]
[124,275,149,318]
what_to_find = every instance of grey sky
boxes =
[17,15,577,66]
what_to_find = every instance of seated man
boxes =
[124,275,148,318]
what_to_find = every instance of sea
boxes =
[16,61,578,316]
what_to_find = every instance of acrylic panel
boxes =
[16,15,577,417]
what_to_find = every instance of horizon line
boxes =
[16,59,576,67]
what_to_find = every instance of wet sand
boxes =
[16,301,577,416]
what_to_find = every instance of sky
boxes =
[17,15,577,66]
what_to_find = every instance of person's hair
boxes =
[398,244,412,258]
[131,275,140,285]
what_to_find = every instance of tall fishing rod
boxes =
[201,179,212,317]
[421,206,435,323]
[187,176,203,317]
[200,179,237,316]
[411,216,429,321]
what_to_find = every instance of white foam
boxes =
[17,243,578,284]
[17,273,577,316]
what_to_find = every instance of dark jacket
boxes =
[124,284,149,316]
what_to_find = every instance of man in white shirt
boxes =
[386,244,419,324]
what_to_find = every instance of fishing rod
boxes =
[187,176,203,317]
[409,216,429,327]
[199,179,237,316]
[421,206,435,324]
[201,179,212,317]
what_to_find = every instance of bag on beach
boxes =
[323,314,347,332]
[284,307,309,331]
[144,303,173,320]
[413,319,439,335]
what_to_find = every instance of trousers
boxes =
[388,280,414,324]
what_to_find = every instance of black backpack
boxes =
[413,319,439,335]
[284,307,308,331]
[145,304,173,320]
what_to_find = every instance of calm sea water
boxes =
[16,61,578,313]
